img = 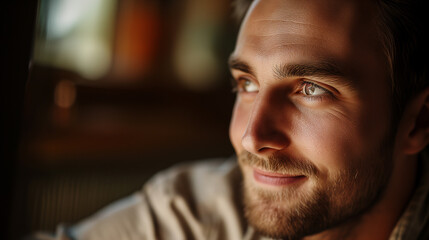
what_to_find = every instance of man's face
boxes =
[229,0,395,238]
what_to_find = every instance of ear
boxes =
[398,87,429,155]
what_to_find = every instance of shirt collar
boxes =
[389,149,429,240]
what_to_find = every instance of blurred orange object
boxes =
[113,0,162,80]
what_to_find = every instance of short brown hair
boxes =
[375,0,428,120]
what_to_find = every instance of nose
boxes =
[241,91,290,156]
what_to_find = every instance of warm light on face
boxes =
[229,0,393,238]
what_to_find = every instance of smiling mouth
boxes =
[253,168,306,186]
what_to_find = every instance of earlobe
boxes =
[400,87,429,155]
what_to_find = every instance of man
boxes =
[33,0,428,239]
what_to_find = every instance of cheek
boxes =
[229,100,250,154]
[290,109,363,174]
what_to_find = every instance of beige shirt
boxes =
[32,153,429,240]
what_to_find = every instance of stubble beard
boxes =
[238,141,393,240]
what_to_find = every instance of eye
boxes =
[236,78,259,93]
[300,82,329,96]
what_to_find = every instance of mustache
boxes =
[238,151,318,176]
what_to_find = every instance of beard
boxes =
[238,137,394,239]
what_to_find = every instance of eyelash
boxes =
[298,81,334,102]
[231,78,335,103]
[231,77,254,93]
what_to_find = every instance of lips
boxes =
[253,168,306,186]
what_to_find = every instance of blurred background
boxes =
[4,0,238,239]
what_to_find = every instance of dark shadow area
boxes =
[4,0,239,239]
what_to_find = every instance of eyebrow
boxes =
[273,61,345,79]
[229,56,353,87]
[228,57,255,76]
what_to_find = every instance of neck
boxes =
[304,154,418,240]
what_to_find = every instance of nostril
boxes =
[257,147,277,154]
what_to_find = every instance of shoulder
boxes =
[145,157,240,199]
[59,157,244,240]
[140,157,245,239]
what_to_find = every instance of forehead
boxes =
[232,0,383,78]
